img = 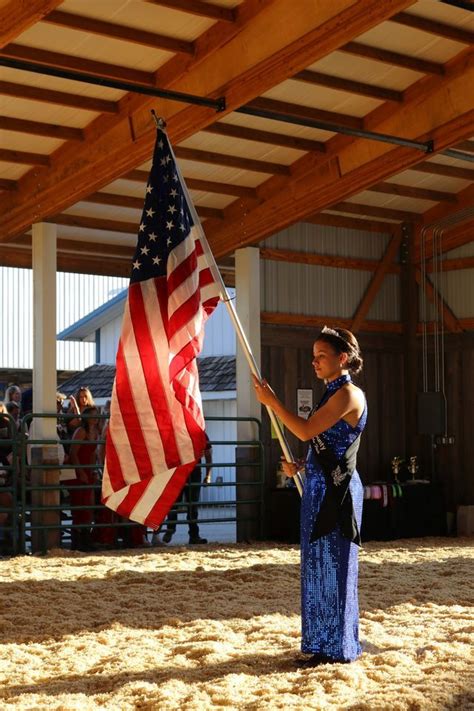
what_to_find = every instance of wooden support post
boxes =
[400,223,419,458]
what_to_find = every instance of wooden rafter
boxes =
[204,122,326,153]
[143,0,237,22]
[368,181,457,203]
[454,140,474,153]
[351,230,402,333]
[341,41,445,75]
[0,0,424,241]
[0,148,50,166]
[43,10,195,55]
[0,80,118,113]
[0,179,17,191]
[305,213,393,234]
[260,246,400,273]
[204,47,474,258]
[0,0,63,48]
[174,146,291,175]
[391,11,474,45]
[330,201,420,222]
[410,161,474,182]
[246,96,363,131]
[0,116,84,142]
[122,170,259,199]
[294,69,403,102]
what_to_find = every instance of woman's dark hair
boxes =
[81,406,99,432]
[316,326,363,375]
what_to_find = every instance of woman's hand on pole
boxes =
[251,374,278,407]
[281,456,305,478]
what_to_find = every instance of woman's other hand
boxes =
[281,457,305,478]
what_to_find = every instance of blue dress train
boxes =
[300,374,367,662]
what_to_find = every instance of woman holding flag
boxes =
[253,327,366,666]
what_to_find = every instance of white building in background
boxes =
[58,288,237,505]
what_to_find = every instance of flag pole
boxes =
[152,112,304,496]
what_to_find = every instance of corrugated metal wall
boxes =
[200,289,236,357]
[201,399,237,504]
[260,223,400,321]
[100,315,123,365]
[0,267,128,371]
[421,243,474,321]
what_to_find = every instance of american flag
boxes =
[102,127,220,528]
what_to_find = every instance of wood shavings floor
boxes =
[0,537,473,710]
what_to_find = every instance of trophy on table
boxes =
[391,456,403,482]
[408,455,419,481]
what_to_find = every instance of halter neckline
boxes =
[326,373,351,394]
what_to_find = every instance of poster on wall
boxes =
[297,389,313,419]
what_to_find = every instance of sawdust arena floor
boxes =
[0,537,473,710]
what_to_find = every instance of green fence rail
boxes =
[0,412,263,556]
[0,413,19,555]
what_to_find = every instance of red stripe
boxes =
[199,267,214,289]
[168,288,201,338]
[154,277,169,341]
[128,282,181,468]
[103,428,126,493]
[195,239,204,257]
[145,462,197,528]
[169,335,201,381]
[167,249,197,295]
[114,339,154,479]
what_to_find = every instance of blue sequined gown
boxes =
[301,374,367,662]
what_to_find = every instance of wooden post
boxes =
[400,223,419,458]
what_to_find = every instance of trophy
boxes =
[408,455,419,481]
[391,456,403,482]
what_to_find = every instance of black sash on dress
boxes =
[309,430,362,546]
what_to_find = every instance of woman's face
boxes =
[312,340,347,381]
[78,391,89,409]
[11,389,21,403]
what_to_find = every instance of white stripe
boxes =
[104,361,140,488]
[102,484,129,512]
[140,279,196,463]
[129,469,177,524]
[120,294,170,474]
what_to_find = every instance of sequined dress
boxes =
[301,374,367,662]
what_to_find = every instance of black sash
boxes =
[309,430,362,546]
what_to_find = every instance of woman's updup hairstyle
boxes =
[316,326,363,375]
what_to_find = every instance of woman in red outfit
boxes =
[67,406,100,551]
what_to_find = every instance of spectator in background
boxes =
[20,388,32,418]
[5,385,21,413]
[65,387,96,440]
[0,403,13,553]
[66,405,100,551]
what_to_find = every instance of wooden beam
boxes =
[331,201,420,222]
[294,69,403,102]
[0,0,419,241]
[430,256,474,272]
[0,179,17,191]
[1,43,156,87]
[44,10,195,55]
[204,121,326,153]
[369,181,458,203]
[410,161,474,182]
[0,148,50,166]
[261,311,402,333]
[144,0,237,22]
[400,223,418,455]
[341,42,445,75]
[415,268,463,333]
[305,213,393,233]
[391,11,474,45]
[122,170,259,199]
[0,0,63,48]
[204,46,474,258]
[246,96,364,131]
[416,183,474,260]
[260,246,400,273]
[0,116,84,141]
[0,80,118,113]
[174,146,291,175]
[351,230,402,332]
[454,140,474,153]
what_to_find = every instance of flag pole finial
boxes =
[151,110,166,130]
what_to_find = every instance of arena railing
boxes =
[13,412,263,554]
[0,413,20,556]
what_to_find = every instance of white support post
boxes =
[32,222,57,438]
[235,247,261,442]
[31,222,59,552]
